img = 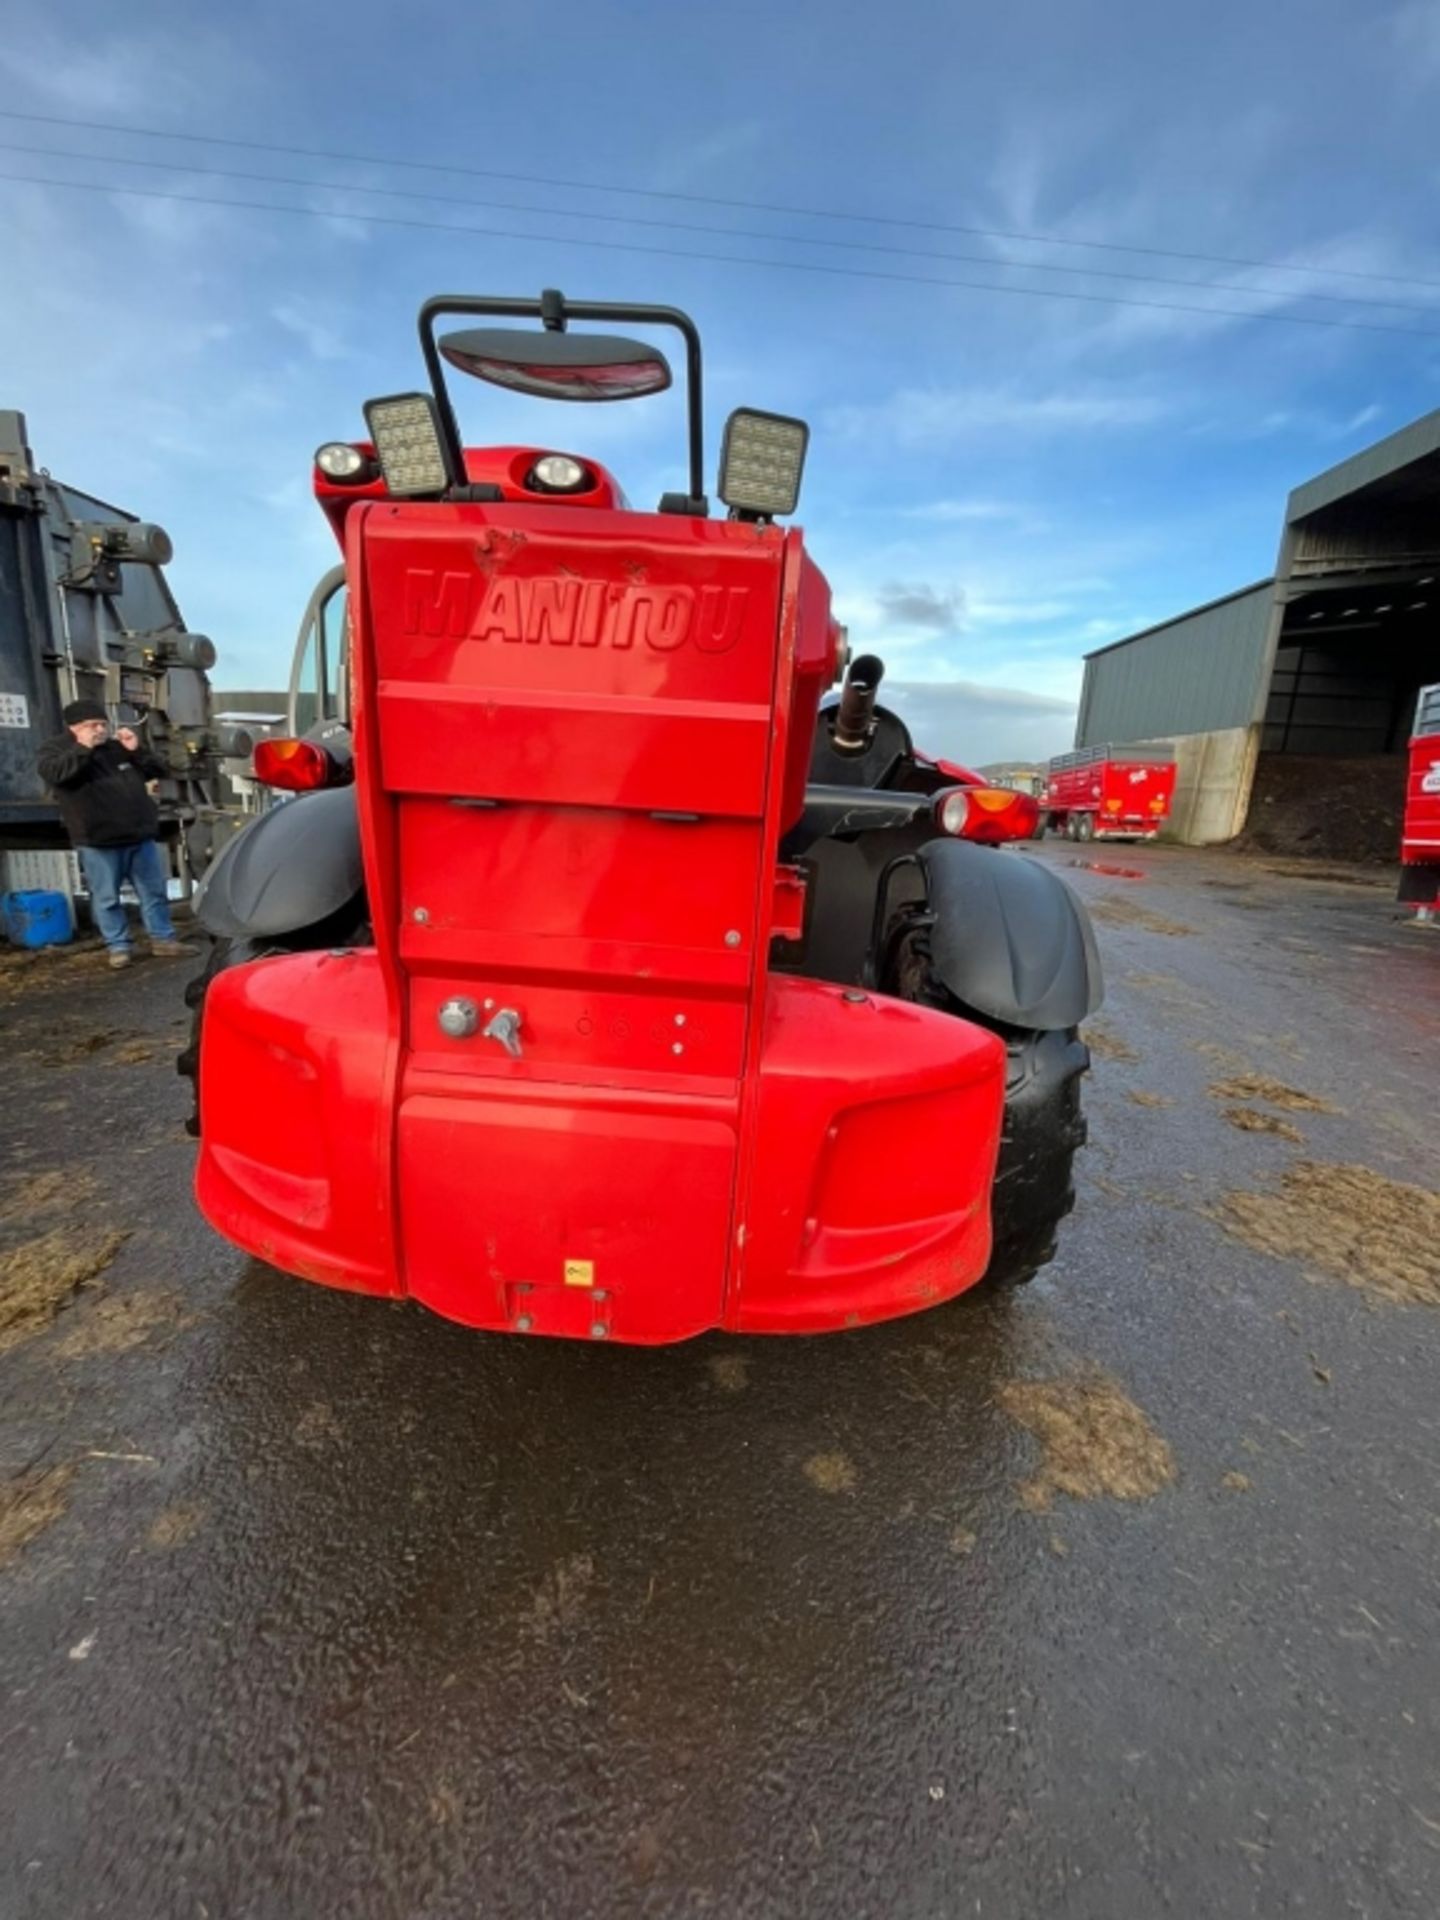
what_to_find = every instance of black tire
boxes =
[1076,812,1094,844]
[985,1024,1089,1286]
[177,898,366,1137]
[884,928,1090,1288]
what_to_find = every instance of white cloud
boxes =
[1189,396,1397,445]
[873,581,967,632]
[899,497,1044,527]
[0,33,150,114]
[895,679,1073,714]
[881,678,1078,764]
[824,383,1168,449]
[108,191,236,246]
[967,596,1073,628]
[0,21,259,120]
[1343,402,1384,431]
[273,303,351,363]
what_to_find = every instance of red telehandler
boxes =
[180,291,1102,1342]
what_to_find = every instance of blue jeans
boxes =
[78,840,177,951]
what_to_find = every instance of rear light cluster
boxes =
[934,786,1039,844]
[253,737,349,792]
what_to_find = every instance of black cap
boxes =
[63,699,107,726]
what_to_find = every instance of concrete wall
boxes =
[1164,724,1261,846]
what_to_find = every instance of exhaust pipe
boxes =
[831,654,885,755]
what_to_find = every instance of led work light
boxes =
[529,453,592,493]
[314,441,371,483]
[718,408,809,519]
[362,393,450,498]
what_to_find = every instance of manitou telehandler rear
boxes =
[181,290,1102,1342]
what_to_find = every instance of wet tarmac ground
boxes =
[2,845,1439,1919]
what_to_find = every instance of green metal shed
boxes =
[1072,407,1440,846]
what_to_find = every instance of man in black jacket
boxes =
[36,699,198,972]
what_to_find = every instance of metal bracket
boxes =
[482,1007,524,1057]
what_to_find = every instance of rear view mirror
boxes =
[438,327,672,403]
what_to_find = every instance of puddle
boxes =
[1220,1162,1440,1305]
[998,1373,1176,1511]
[1088,896,1194,937]
[1067,861,1147,880]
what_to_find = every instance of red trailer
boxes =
[1043,743,1177,843]
[1399,683,1440,920]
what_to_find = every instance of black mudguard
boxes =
[914,840,1103,1031]
[193,786,363,939]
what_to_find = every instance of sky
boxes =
[2,0,1438,763]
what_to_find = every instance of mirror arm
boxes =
[416,311,469,490]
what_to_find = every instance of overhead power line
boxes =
[5,137,1437,320]
[3,106,1438,295]
[2,167,1438,341]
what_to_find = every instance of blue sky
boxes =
[2,0,1438,761]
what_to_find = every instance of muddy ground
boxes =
[1233,751,1408,866]
[1,846,1438,1918]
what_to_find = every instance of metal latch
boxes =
[481,1006,524,1057]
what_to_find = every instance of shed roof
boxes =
[1286,406,1440,523]
[1083,580,1273,661]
